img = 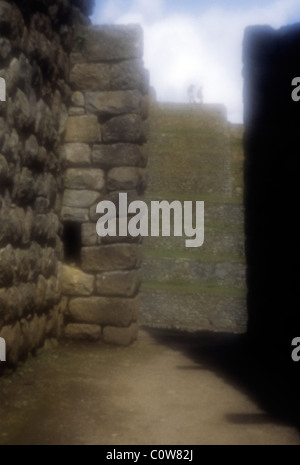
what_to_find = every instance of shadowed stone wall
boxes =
[243,24,300,356]
[0,0,149,366]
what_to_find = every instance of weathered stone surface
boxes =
[68,106,85,116]
[13,89,32,129]
[23,134,39,166]
[62,189,102,208]
[0,202,25,245]
[72,25,143,62]
[100,219,142,244]
[68,295,139,326]
[0,154,8,181]
[64,115,100,143]
[103,323,138,346]
[34,99,55,144]
[71,91,84,106]
[92,143,146,168]
[0,322,23,365]
[0,38,11,60]
[107,167,146,191]
[0,1,12,28]
[20,314,47,354]
[65,168,105,191]
[81,223,100,246]
[61,264,94,296]
[61,206,89,222]
[61,143,91,166]
[0,282,36,322]
[85,90,142,117]
[64,323,101,341]
[13,168,36,203]
[0,244,15,286]
[70,60,145,92]
[102,114,146,143]
[32,213,59,243]
[96,270,142,297]
[81,244,143,272]
[22,207,33,245]
[35,173,57,204]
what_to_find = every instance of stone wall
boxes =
[0,0,149,366]
[61,24,149,345]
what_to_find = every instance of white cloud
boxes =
[93,0,300,123]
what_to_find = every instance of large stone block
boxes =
[81,223,100,246]
[64,115,100,143]
[64,323,101,341]
[103,323,138,346]
[96,270,142,297]
[81,244,143,272]
[70,60,145,92]
[92,143,147,168]
[68,295,139,326]
[61,206,89,222]
[65,168,105,191]
[61,143,91,166]
[85,90,142,117]
[61,264,94,296]
[102,114,146,143]
[62,189,102,208]
[72,25,143,62]
[107,167,146,191]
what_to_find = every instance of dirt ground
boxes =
[0,327,299,445]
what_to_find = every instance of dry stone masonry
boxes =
[0,0,149,366]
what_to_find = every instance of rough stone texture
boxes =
[61,206,89,222]
[61,143,91,166]
[64,323,101,341]
[81,223,100,246]
[68,295,139,326]
[81,244,143,272]
[65,168,105,190]
[72,25,143,62]
[96,270,142,297]
[70,60,146,92]
[92,143,147,168]
[61,265,94,296]
[102,114,147,143]
[64,115,100,143]
[85,90,142,117]
[107,167,147,192]
[62,189,102,208]
[102,323,138,346]
[0,9,149,357]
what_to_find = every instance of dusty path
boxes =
[0,328,299,445]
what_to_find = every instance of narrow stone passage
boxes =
[0,329,299,445]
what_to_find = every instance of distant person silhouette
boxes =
[187,84,195,103]
[196,86,203,104]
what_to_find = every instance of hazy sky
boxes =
[92,0,300,123]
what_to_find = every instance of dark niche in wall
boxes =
[62,221,81,264]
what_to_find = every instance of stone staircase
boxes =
[140,102,247,333]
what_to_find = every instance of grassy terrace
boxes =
[140,102,246,330]
[141,280,247,297]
